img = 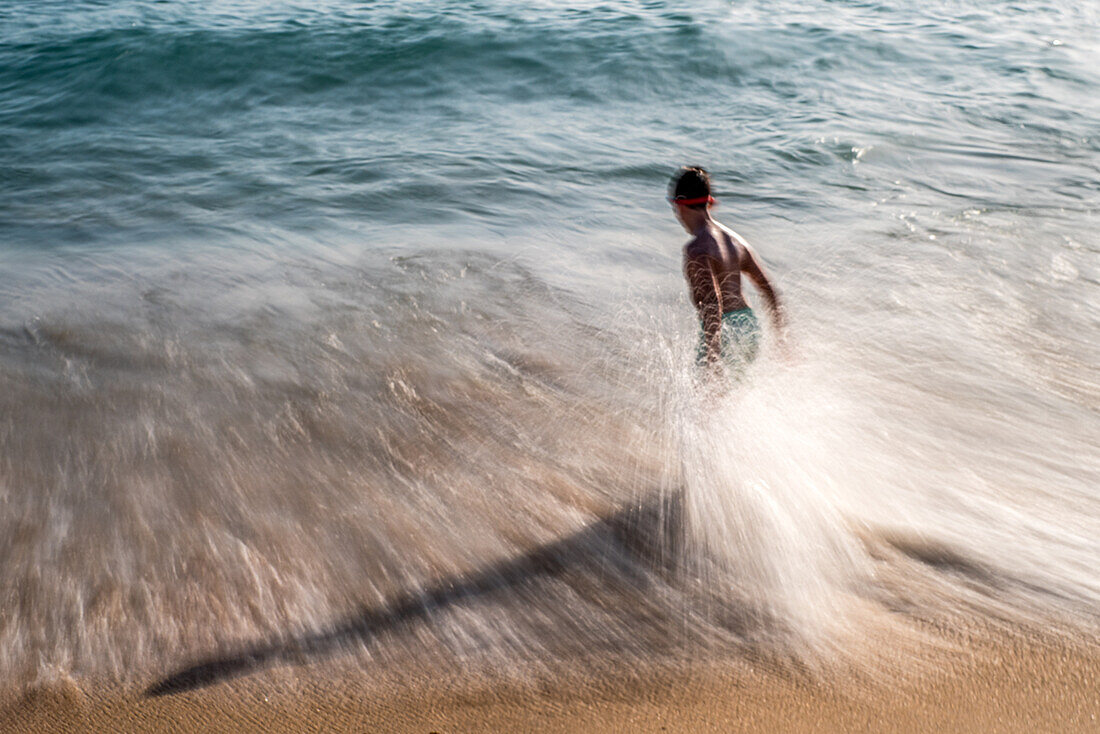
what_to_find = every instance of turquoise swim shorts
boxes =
[695,307,761,369]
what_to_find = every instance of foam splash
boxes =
[674,364,868,650]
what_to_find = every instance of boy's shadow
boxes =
[144,493,683,697]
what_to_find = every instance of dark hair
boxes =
[669,166,711,209]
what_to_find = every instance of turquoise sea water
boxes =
[1,0,1098,688]
[4,0,1095,250]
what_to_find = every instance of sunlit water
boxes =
[0,0,1097,687]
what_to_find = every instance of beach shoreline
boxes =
[4,619,1097,733]
[3,1,1098,732]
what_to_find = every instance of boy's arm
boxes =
[684,248,723,365]
[739,245,785,336]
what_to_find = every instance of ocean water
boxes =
[1,0,1098,688]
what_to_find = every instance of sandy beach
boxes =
[4,617,1098,733]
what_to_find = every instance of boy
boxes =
[669,166,785,370]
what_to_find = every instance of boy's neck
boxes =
[681,207,713,234]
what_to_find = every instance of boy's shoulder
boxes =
[682,227,720,259]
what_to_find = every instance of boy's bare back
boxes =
[683,223,765,315]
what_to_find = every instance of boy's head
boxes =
[668,166,713,210]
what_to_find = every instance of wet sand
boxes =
[4,621,1097,734]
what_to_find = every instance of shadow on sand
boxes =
[144,494,682,697]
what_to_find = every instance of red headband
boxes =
[670,195,715,207]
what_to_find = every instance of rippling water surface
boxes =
[0,0,1098,687]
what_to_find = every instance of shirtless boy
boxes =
[669,166,785,370]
